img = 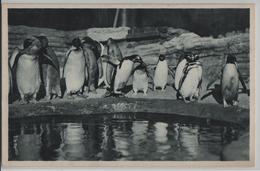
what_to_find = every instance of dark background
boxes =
[8,8,249,37]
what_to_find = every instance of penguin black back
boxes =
[82,36,101,59]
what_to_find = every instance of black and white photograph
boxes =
[1,3,255,167]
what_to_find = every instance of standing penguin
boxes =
[153,55,168,91]
[81,38,99,94]
[13,38,43,103]
[81,36,105,85]
[105,38,123,89]
[63,38,86,97]
[221,54,247,107]
[132,60,149,96]
[34,35,61,99]
[174,53,202,102]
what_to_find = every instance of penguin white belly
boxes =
[221,64,239,102]
[133,70,148,93]
[114,60,134,92]
[180,65,202,99]
[154,60,168,88]
[174,59,187,90]
[64,51,85,93]
[16,54,41,96]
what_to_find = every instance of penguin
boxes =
[104,38,123,89]
[132,60,149,96]
[81,36,104,83]
[221,54,242,107]
[34,35,61,100]
[63,38,86,97]
[13,38,43,103]
[81,38,99,94]
[174,53,202,102]
[103,55,143,96]
[153,54,168,91]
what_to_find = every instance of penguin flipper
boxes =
[12,51,24,73]
[43,47,60,71]
[62,49,71,78]
[237,68,249,95]
[9,47,21,68]
[168,66,176,79]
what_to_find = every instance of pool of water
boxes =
[9,113,242,161]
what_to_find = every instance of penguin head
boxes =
[159,54,166,61]
[23,38,34,49]
[34,35,49,48]
[23,38,42,54]
[226,54,237,64]
[71,37,82,50]
[107,38,114,45]
[131,55,143,63]
[185,53,199,62]
[135,59,147,71]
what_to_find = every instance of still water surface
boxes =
[9,113,240,161]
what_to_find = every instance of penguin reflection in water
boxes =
[63,38,86,98]
[102,54,144,97]
[221,54,248,107]
[11,37,58,104]
[174,53,203,103]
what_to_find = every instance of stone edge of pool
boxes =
[9,98,249,128]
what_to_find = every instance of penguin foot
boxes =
[43,95,51,101]
[76,93,88,99]
[31,98,37,104]
[20,99,29,105]
[66,95,75,100]
[233,100,238,106]
[183,97,190,103]
[133,89,138,96]
[223,104,229,108]
[90,90,97,94]
[223,98,229,108]
[113,93,125,98]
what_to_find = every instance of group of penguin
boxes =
[8,35,248,107]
